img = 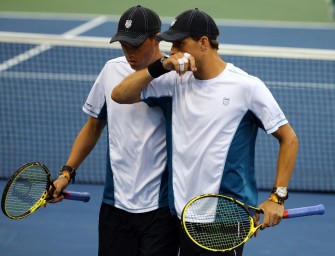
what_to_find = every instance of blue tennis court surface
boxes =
[1,13,335,256]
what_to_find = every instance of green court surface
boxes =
[0,0,333,23]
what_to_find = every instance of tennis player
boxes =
[112,8,299,256]
[51,6,179,256]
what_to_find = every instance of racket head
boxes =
[1,162,52,219]
[181,194,256,252]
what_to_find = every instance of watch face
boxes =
[276,187,287,197]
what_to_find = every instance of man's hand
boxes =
[253,199,284,236]
[163,52,197,76]
[48,176,69,203]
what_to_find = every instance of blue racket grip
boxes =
[284,204,325,218]
[63,191,90,202]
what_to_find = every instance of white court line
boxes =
[0,44,52,72]
[266,81,335,90]
[0,15,108,72]
[62,15,108,37]
[0,71,333,90]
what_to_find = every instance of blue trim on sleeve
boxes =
[97,101,107,120]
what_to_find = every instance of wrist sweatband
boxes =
[147,57,170,78]
[59,172,71,182]
[59,165,76,184]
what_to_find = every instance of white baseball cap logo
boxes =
[125,20,132,29]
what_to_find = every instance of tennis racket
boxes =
[181,194,325,252]
[1,162,90,220]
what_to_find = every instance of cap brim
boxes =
[155,29,189,42]
[110,32,147,46]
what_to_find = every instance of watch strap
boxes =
[268,193,285,205]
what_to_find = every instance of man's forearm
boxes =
[112,69,153,104]
[273,124,299,187]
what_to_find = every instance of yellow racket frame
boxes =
[181,194,262,252]
[1,162,51,220]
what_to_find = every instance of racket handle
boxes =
[283,204,325,218]
[62,191,91,202]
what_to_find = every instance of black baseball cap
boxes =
[155,8,219,42]
[110,5,161,46]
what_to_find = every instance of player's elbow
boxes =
[285,132,299,153]
[111,86,133,104]
[273,124,299,150]
[285,126,299,148]
[111,86,124,103]
[280,125,299,150]
[291,132,299,150]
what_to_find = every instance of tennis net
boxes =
[1,32,334,192]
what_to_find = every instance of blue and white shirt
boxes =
[83,56,169,213]
[141,63,288,218]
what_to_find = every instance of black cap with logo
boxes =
[110,5,161,46]
[156,8,219,42]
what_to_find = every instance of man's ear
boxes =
[153,32,161,46]
[199,36,209,51]
[154,39,160,46]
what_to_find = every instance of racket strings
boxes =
[5,166,48,217]
[184,197,251,250]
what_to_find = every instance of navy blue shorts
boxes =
[98,203,179,256]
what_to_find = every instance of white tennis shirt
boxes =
[142,63,288,218]
[83,56,169,213]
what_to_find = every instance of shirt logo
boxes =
[125,20,132,29]
[222,97,230,106]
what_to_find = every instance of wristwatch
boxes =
[273,187,288,198]
[269,187,288,205]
